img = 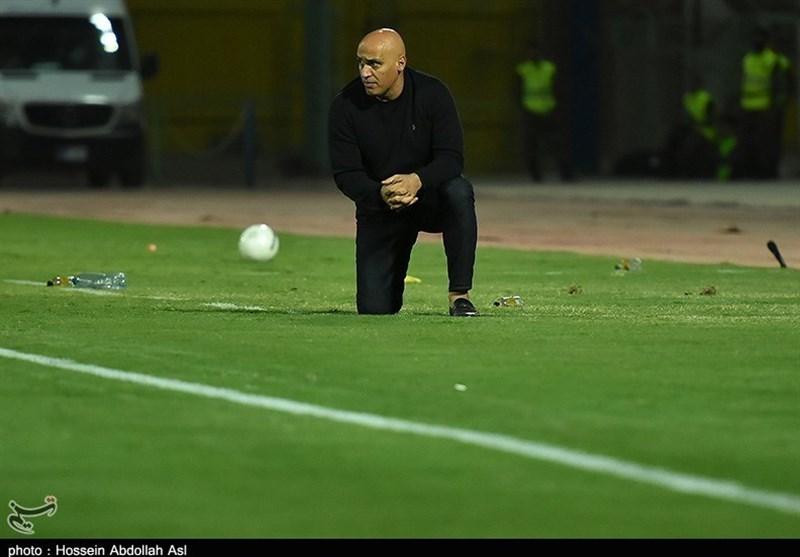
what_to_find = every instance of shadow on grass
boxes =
[164,306,356,316]
[163,306,495,318]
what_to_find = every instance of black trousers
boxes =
[733,109,783,179]
[355,176,477,314]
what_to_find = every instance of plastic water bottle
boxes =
[493,295,524,307]
[614,257,642,272]
[47,272,127,289]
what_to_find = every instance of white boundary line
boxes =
[2,346,799,517]
[202,302,268,312]
[4,279,45,286]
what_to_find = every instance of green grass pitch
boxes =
[1,212,799,537]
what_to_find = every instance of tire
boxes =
[117,158,145,188]
[87,169,112,188]
[117,137,146,188]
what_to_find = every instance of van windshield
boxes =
[0,15,133,71]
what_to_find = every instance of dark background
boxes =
[126,0,800,184]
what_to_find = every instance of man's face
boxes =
[356,39,404,98]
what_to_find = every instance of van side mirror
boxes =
[140,53,159,79]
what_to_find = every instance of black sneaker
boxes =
[449,298,479,317]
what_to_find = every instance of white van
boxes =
[0,0,156,187]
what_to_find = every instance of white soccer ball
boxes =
[238,224,279,261]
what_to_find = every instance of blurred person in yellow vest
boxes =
[734,27,793,179]
[516,40,573,182]
[665,84,737,180]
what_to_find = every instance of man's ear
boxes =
[397,55,406,72]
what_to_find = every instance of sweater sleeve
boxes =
[415,82,464,188]
[328,96,382,206]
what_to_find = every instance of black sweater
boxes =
[328,68,464,212]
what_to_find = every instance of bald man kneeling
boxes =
[328,28,479,317]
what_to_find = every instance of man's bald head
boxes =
[356,28,407,101]
[358,28,406,59]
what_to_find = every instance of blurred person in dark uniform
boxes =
[734,27,793,179]
[328,28,479,317]
[668,87,720,179]
[516,41,572,182]
[664,82,736,180]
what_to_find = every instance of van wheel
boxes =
[118,161,144,188]
[88,169,111,188]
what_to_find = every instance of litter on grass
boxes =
[493,295,524,307]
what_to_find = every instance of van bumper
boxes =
[0,124,144,171]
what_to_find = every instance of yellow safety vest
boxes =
[516,59,556,114]
[741,48,785,110]
[683,89,712,124]
[683,89,716,141]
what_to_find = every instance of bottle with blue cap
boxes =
[47,272,127,290]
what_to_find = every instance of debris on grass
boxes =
[493,295,524,307]
[567,284,583,295]
[614,257,642,272]
[685,285,718,296]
